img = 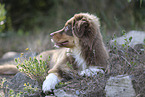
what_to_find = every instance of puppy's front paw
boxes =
[79,66,105,76]
[42,73,60,93]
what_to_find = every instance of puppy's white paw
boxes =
[79,66,105,76]
[42,73,60,93]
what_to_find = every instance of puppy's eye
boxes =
[64,25,73,36]
[65,26,69,32]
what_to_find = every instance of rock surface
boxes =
[3,72,40,97]
[0,51,37,65]
[105,75,136,97]
[2,52,19,59]
[54,89,78,97]
[110,30,145,47]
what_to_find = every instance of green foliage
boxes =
[122,30,126,36]
[15,55,50,85]
[118,30,133,48]
[140,0,143,7]
[2,0,145,33]
[55,82,68,89]
[0,78,6,88]
[6,88,20,96]
[66,62,73,70]
[0,3,6,33]
[8,89,15,97]
[23,82,38,95]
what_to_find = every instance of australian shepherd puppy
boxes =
[36,13,109,92]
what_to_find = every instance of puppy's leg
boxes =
[42,73,59,91]
[42,66,72,93]
[42,72,61,92]
[42,60,72,93]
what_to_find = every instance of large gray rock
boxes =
[3,72,40,97]
[1,51,37,60]
[105,75,136,97]
[110,31,145,47]
[0,51,37,67]
[2,52,19,59]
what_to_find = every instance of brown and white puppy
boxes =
[36,13,109,92]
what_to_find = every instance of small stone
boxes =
[76,90,80,95]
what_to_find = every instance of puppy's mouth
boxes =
[56,41,69,46]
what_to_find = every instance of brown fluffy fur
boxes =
[74,14,108,67]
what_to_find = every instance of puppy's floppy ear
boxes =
[74,18,89,38]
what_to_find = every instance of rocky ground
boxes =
[0,45,144,97]
[0,31,145,97]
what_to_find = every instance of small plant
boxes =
[23,82,39,96]
[66,62,73,70]
[15,55,50,85]
[13,54,50,96]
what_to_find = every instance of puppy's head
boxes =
[50,21,75,48]
[50,13,100,48]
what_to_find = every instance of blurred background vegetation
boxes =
[0,0,145,57]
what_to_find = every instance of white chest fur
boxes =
[72,47,87,71]
[71,47,105,77]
